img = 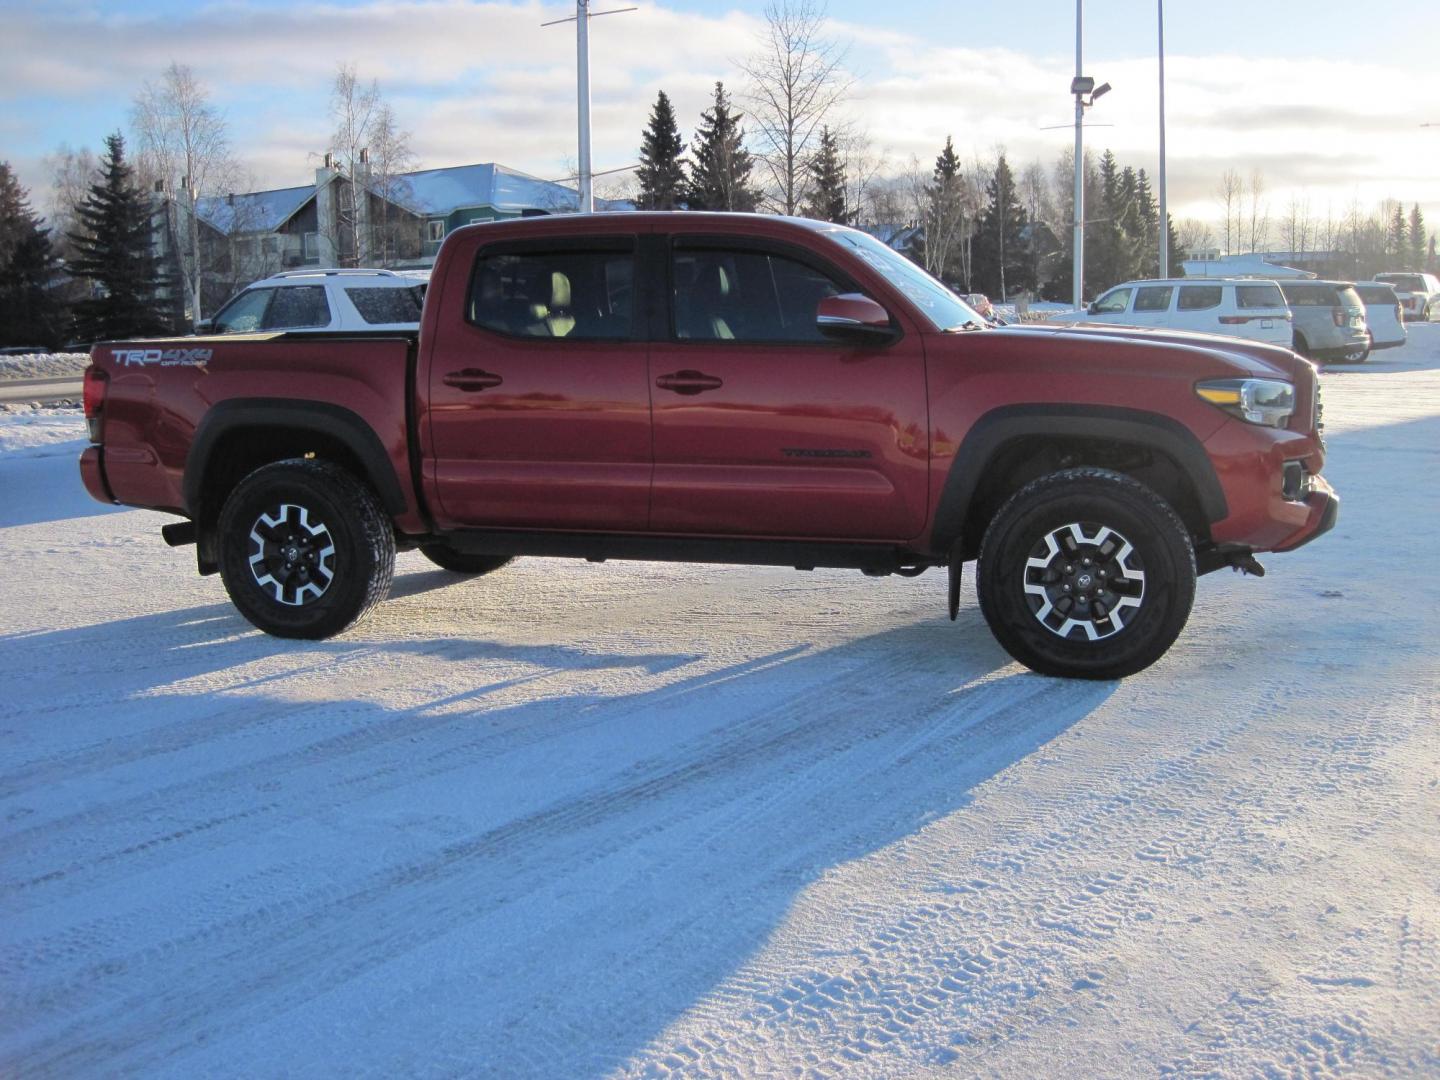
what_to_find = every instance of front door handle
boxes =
[655,369,723,395]
[443,368,504,392]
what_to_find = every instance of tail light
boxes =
[83,366,108,442]
[1396,302,1403,322]
[1332,308,1346,327]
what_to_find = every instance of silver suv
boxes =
[1278,281,1370,363]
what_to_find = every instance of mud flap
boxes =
[948,546,963,621]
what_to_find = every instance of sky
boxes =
[3,0,1438,241]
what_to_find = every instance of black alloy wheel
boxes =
[218,459,395,639]
[977,468,1196,680]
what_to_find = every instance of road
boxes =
[0,376,82,406]
[1,330,1438,1078]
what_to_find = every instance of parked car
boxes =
[1373,272,1440,321]
[0,345,51,356]
[80,213,1336,680]
[1353,281,1407,353]
[203,268,428,335]
[1278,281,1370,363]
[1046,278,1293,348]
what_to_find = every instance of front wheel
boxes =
[976,469,1197,680]
[218,459,395,639]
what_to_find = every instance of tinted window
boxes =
[212,288,273,333]
[346,286,424,325]
[1355,284,1396,304]
[1376,274,1424,291]
[827,229,980,331]
[263,285,331,329]
[1133,286,1173,312]
[1093,288,1132,314]
[672,248,842,343]
[1177,285,1222,311]
[1238,283,1286,309]
[1279,284,1338,307]
[468,249,634,340]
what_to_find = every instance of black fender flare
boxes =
[182,398,408,518]
[930,404,1228,556]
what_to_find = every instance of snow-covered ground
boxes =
[2,331,1437,1078]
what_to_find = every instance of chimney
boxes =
[154,179,165,193]
[324,152,333,169]
[360,147,369,164]
[227,193,234,205]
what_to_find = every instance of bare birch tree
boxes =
[328,67,416,266]
[1245,167,1269,253]
[132,63,236,328]
[742,0,851,214]
[1215,168,1242,254]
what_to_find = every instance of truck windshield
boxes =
[824,228,985,332]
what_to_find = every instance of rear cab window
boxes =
[467,245,635,340]
[1355,284,1397,305]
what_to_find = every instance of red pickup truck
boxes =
[79,213,1336,679]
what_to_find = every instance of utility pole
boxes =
[543,0,635,213]
[1070,2,1109,308]
[1073,0,1084,310]
[1157,0,1168,277]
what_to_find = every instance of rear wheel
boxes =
[976,469,1196,680]
[218,459,395,639]
[418,544,513,576]
[1292,331,1311,358]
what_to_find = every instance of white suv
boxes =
[205,269,428,335]
[1048,278,1293,347]
[1373,272,1440,321]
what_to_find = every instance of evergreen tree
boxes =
[800,126,848,223]
[635,91,687,211]
[920,136,969,286]
[970,152,1034,300]
[0,163,63,348]
[686,82,759,212]
[1387,203,1407,258]
[68,133,169,342]
[1408,204,1426,270]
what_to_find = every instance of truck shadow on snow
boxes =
[2,582,1117,1076]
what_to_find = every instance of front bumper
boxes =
[1272,475,1338,552]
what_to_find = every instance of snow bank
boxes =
[0,352,91,380]
[0,405,86,458]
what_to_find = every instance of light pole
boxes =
[1157,0,1168,277]
[542,0,635,213]
[1071,0,1110,309]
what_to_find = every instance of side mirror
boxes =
[817,294,896,341]
[195,318,215,335]
[1086,302,1100,315]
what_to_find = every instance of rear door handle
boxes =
[443,368,504,392]
[655,369,723,395]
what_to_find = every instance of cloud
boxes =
[7,0,1439,228]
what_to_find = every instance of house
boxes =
[150,158,631,321]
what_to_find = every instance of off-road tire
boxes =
[976,468,1197,680]
[218,459,395,639]
[1292,331,1310,358]
[418,544,514,576]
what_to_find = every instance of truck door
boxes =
[647,237,928,540]
[423,236,652,531]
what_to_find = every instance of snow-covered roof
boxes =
[193,163,629,236]
[196,185,314,235]
[1182,252,1314,279]
[395,162,630,215]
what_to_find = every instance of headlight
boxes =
[1195,378,1295,428]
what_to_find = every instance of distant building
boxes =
[1182,250,1359,280]
[150,158,631,321]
